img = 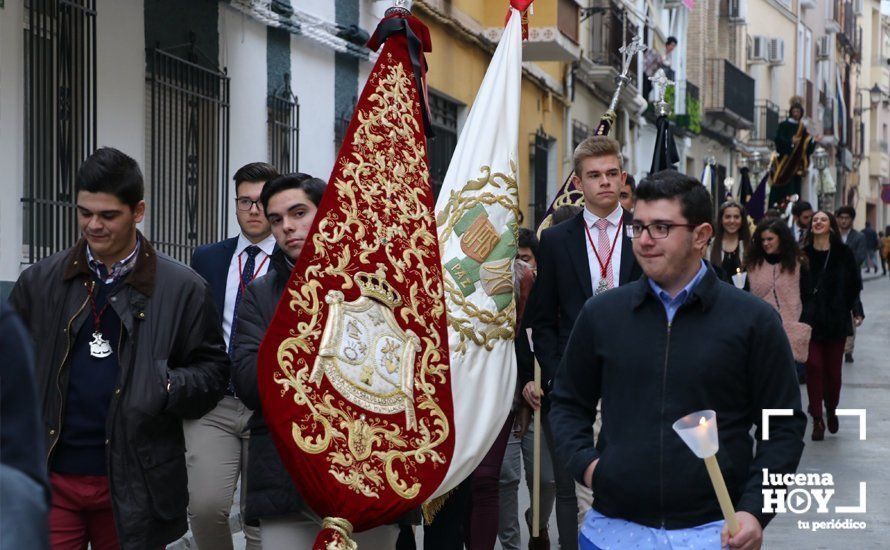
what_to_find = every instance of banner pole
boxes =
[532,359,542,538]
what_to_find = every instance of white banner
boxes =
[431,8,523,498]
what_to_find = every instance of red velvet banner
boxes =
[257,11,453,547]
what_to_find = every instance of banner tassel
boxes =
[313,517,358,550]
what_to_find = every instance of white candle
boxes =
[731,269,747,290]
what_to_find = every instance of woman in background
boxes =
[745,218,812,384]
[801,211,863,441]
[709,200,751,279]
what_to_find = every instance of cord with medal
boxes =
[584,219,622,295]
[87,281,114,358]
[237,251,270,295]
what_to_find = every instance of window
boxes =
[530,130,555,228]
[572,120,591,151]
[23,0,97,263]
[268,74,299,173]
[146,48,230,263]
[428,92,461,200]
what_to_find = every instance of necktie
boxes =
[594,218,615,289]
[228,245,262,357]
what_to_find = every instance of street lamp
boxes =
[748,151,767,175]
[854,83,885,114]
[812,146,836,210]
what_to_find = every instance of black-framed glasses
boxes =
[235,197,263,211]
[630,222,698,239]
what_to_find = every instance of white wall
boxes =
[220,4,269,235]
[291,37,336,180]
[0,0,26,282]
[96,0,145,167]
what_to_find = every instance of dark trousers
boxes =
[423,419,513,550]
[543,414,580,550]
[805,338,846,418]
[467,416,513,549]
[424,478,472,550]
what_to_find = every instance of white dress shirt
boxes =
[222,233,276,346]
[582,204,625,292]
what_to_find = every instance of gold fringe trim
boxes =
[422,489,454,524]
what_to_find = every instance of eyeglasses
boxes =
[235,198,263,211]
[630,222,698,239]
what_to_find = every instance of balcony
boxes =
[574,1,644,110]
[671,81,702,135]
[838,1,862,59]
[703,58,755,129]
[826,0,841,34]
[488,0,581,61]
[750,100,780,146]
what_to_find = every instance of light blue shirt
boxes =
[580,509,725,549]
[647,261,708,324]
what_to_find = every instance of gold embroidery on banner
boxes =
[437,164,521,353]
[272,56,450,501]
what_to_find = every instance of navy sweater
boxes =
[52,278,123,476]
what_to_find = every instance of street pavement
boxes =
[762,272,889,549]
[180,273,890,550]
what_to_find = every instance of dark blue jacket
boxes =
[0,301,49,500]
[190,237,238,322]
[549,268,806,529]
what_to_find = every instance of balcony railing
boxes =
[751,100,780,145]
[588,1,638,75]
[671,81,701,135]
[703,58,755,128]
[871,139,889,153]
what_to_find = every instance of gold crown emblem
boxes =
[355,270,402,308]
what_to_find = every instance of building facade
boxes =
[2,0,886,298]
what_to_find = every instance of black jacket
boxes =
[527,210,643,390]
[804,242,863,341]
[231,250,308,524]
[8,236,230,549]
[549,268,806,529]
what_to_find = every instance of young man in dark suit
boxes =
[524,136,643,548]
[186,162,279,550]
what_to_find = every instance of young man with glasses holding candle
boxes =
[186,161,280,550]
[550,170,805,550]
[9,147,229,549]
[526,136,642,547]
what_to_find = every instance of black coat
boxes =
[231,250,307,524]
[804,242,863,341]
[549,268,806,529]
[8,237,230,549]
[526,210,643,390]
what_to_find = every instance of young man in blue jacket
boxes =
[550,170,806,550]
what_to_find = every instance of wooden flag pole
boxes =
[525,328,541,538]
[532,359,541,537]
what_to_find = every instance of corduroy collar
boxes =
[62,231,158,296]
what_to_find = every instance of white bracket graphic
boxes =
[835,482,867,513]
